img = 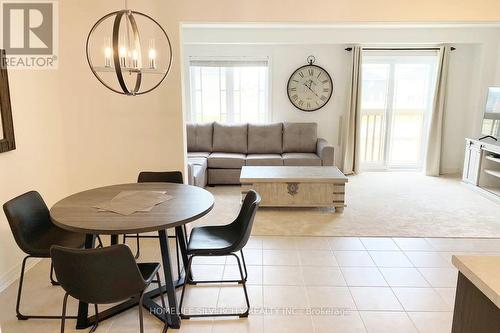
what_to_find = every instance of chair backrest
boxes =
[228,190,261,252]
[137,171,183,184]
[3,191,53,256]
[50,244,147,304]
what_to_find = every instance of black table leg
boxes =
[158,229,181,329]
[110,234,119,245]
[76,234,95,329]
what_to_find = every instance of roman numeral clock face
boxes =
[287,65,333,112]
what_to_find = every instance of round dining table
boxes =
[50,182,214,330]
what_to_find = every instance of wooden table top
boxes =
[452,255,500,308]
[240,166,348,183]
[50,183,215,235]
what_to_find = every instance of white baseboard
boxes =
[0,257,41,292]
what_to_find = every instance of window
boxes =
[188,59,269,123]
[359,51,438,170]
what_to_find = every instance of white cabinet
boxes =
[463,138,500,198]
[462,139,482,185]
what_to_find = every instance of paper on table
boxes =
[94,190,173,215]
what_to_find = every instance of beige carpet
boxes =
[192,172,500,238]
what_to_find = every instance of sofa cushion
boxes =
[188,152,210,158]
[246,154,283,166]
[208,169,241,185]
[283,122,317,153]
[282,153,321,166]
[208,152,246,169]
[187,123,213,152]
[247,123,283,154]
[212,122,248,153]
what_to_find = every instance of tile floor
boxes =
[2,236,500,333]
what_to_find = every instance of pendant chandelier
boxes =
[85,1,172,96]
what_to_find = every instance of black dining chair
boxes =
[179,190,260,319]
[123,171,184,260]
[2,191,101,320]
[51,244,167,333]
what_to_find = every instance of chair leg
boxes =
[123,234,141,259]
[138,292,145,333]
[16,256,78,320]
[96,236,104,248]
[16,256,30,320]
[179,255,194,319]
[176,236,181,278]
[88,304,99,333]
[155,272,168,332]
[60,293,69,333]
[232,253,250,318]
[240,250,248,282]
[50,261,60,286]
[135,234,141,259]
[180,253,250,318]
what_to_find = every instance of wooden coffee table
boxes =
[240,166,348,212]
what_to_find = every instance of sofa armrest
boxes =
[187,162,195,185]
[317,138,334,166]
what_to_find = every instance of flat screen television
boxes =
[481,87,500,139]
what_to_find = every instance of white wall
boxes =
[442,44,483,173]
[496,45,500,83]
[183,26,500,173]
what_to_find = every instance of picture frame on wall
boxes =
[0,49,15,153]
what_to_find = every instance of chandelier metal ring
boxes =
[86,10,173,96]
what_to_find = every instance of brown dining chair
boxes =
[123,171,184,260]
[179,190,260,318]
[2,191,100,320]
[51,244,167,333]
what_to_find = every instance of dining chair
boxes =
[123,171,184,260]
[2,191,101,320]
[179,190,260,319]
[51,244,167,333]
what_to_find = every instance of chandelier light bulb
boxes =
[119,46,127,67]
[148,38,156,69]
[104,47,112,67]
[132,49,139,68]
[148,49,156,69]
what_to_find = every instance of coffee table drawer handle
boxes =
[287,183,299,196]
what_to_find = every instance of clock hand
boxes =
[303,82,319,97]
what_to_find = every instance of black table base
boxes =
[75,227,189,330]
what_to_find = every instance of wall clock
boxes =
[287,56,333,112]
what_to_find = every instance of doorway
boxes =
[359,50,438,170]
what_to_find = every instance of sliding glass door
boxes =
[359,51,438,170]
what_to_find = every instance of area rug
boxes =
[192,172,500,238]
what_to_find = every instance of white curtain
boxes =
[342,46,363,175]
[425,46,451,176]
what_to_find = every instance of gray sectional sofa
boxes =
[187,122,334,186]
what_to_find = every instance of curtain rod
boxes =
[344,47,456,51]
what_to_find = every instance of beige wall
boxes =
[1,0,500,286]
[0,69,68,286]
